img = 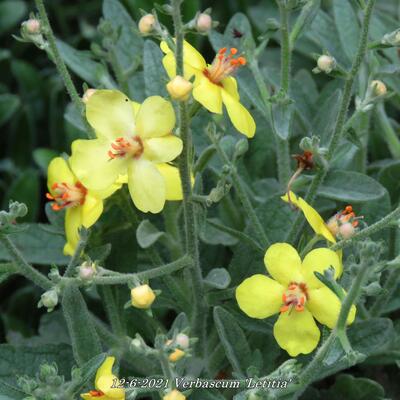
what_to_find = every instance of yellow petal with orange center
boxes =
[264,243,303,286]
[192,77,223,114]
[47,157,75,193]
[307,286,356,329]
[86,90,135,140]
[128,158,166,213]
[70,139,128,191]
[236,274,284,319]
[136,96,176,138]
[221,89,255,138]
[143,135,183,163]
[301,248,342,289]
[273,308,320,357]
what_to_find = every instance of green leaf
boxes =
[318,171,386,202]
[378,161,400,203]
[143,40,168,97]
[0,224,69,265]
[205,268,231,289]
[332,0,360,63]
[33,148,58,174]
[326,374,385,400]
[3,169,39,222]
[102,0,143,71]
[0,344,74,399]
[271,102,294,140]
[213,306,252,377]
[136,220,165,249]
[200,218,239,246]
[0,94,20,127]
[0,1,27,35]
[56,39,111,87]
[61,286,102,366]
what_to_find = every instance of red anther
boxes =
[46,193,54,200]
[299,297,305,305]
[219,47,227,54]
[344,205,353,214]
[230,59,239,66]
[51,182,58,190]
[352,220,359,227]
[295,304,304,312]
[89,390,105,397]
[282,293,287,302]
[230,48,238,55]
[280,305,290,313]
[237,56,246,65]
[288,283,297,290]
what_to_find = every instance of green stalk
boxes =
[0,234,52,290]
[63,230,89,277]
[286,0,376,244]
[99,286,126,337]
[171,0,207,356]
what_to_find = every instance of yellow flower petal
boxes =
[86,90,135,140]
[192,77,223,114]
[64,206,82,256]
[91,182,122,200]
[80,393,94,400]
[221,77,239,100]
[156,164,183,201]
[236,274,284,319]
[95,357,125,400]
[132,101,140,117]
[128,158,166,213]
[282,192,336,243]
[264,243,303,286]
[70,139,128,191]
[136,96,176,138]
[162,52,199,81]
[301,248,342,289]
[273,309,320,357]
[47,157,75,193]
[81,193,103,228]
[221,89,255,138]
[307,286,356,329]
[143,135,183,163]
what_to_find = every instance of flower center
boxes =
[280,282,308,313]
[326,205,363,236]
[46,182,87,211]
[203,47,246,84]
[108,135,144,160]
[89,390,105,397]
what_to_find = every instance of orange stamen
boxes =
[230,48,238,55]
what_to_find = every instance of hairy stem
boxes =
[0,234,52,290]
[171,0,207,356]
[286,0,376,244]
[63,229,89,277]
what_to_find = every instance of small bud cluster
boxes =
[78,261,97,280]
[381,28,400,47]
[0,201,28,234]
[313,55,336,74]
[38,288,59,312]
[131,284,156,309]
[18,16,47,50]
[138,14,156,34]
[355,79,387,113]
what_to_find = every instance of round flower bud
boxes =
[163,389,186,400]
[370,80,387,97]
[166,76,193,101]
[175,333,190,349]
[82,88,96,103]
[338,222,355,239]
[169,348,185,363]
[25,19,41,34]
[40,289,59,311]
[138,14,155,34]
[317,55,336,73]
[326,216,339,237]
[196,13,212,33]
[131,284,156,309]
[79,261,96,280]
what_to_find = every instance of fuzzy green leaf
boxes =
[0,94,20,127]
[143,40,168,97]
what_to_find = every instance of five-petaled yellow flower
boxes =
[161,40,256,138]
[236,243,356,357]
[81,356,125,400]
[46,157,118,256]
[69,90,183,214]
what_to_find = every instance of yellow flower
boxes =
[46,157,118,256]
[160,40,256,138]
[69,90,183,214]
[163,389,186,400]
[81,356,125,400]
[131,284,156,309]
[236,243,356,357]
[168,348,185,363]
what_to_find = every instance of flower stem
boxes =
[285,0,376,244]
[330,204,400,251]
[34,0,95,139]
[98,286,126,337]
[0,234,52,290]
[171,0,207,356]
[63,229,89,277]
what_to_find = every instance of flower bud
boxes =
[131,284,156,309]
[82,89,96,103]
[39,289,59,311]
[78,261,96,280]
[169,348,185,362]
[24,19,41,34]
[326,216,339,237]
[196,13,212,33]
[166,76,193,101]
[338,222,355,239]
[175,333,190,349]
[317,55,336,73]
[130,338,143,352]
[370,80,387,97]
[163,389,186,400]
[138,14,155,34]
